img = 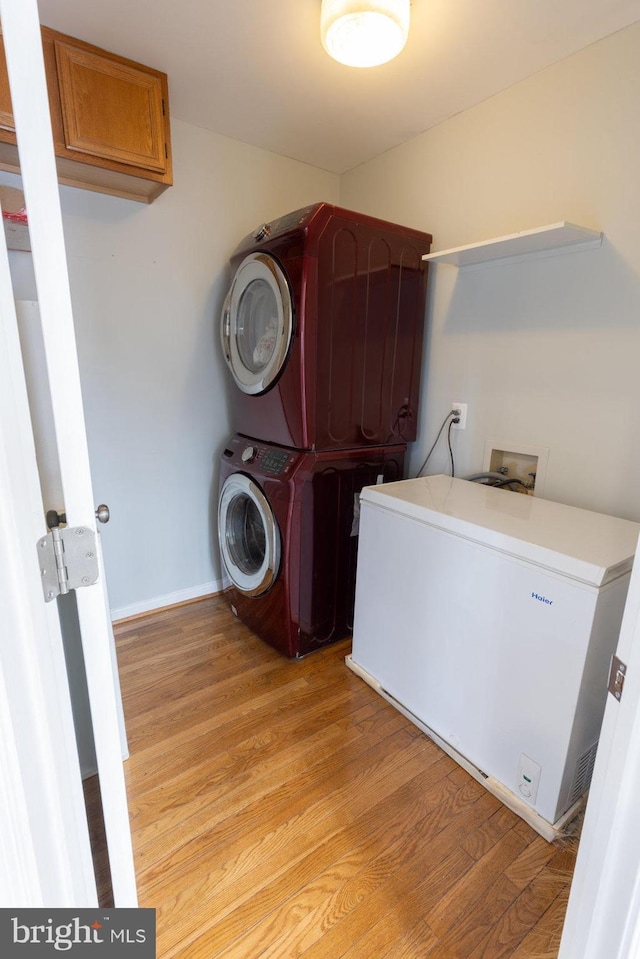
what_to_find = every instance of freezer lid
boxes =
[360,475,640,587]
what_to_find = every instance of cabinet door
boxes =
[54,38,167,174]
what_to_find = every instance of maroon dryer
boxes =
[220,202,432,451]
[218,433,406,658]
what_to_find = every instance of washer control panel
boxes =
[260,448,291,475]
[231,440,294,476]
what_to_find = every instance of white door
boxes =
[221,252,293,394]
[0,0,136,906]
[0,203,97,908]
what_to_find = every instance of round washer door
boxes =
[218,473,281,596]
[221,252,293,395]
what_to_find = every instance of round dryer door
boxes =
[221,252,293,394]
[218,473,281,596]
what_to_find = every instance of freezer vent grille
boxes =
[568,741,599,806]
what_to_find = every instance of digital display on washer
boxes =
[261,449,290,475]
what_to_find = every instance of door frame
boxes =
[0,186,96,906]
[0,0,136,906]
[558,535,640,958]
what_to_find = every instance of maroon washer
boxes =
[218,434,406,658]
[220,203,432,452]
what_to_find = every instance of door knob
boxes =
[95,504,110,524]
[47,505,110,527]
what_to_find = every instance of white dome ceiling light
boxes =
[321,0,411,69]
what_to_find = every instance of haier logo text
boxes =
[532,591,553,606]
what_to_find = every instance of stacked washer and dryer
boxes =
[217,203,432,657]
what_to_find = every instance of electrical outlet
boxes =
[452,402,467,430]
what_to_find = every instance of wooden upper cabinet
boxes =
[54,38,168,174]
[0,26,172,203]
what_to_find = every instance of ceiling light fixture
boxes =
[321,0,410,68]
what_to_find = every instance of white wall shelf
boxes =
[423,222,603,270]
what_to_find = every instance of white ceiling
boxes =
[36,0,640,174]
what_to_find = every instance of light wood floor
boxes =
[111,595,578,959]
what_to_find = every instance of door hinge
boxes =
[37,525,99,602]
[608,655,627,702]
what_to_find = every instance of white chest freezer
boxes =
[349,474,640,836]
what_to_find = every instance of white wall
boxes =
[7,118,338,617]
[341,21,640,523]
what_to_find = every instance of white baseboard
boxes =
[110,579,225,623]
